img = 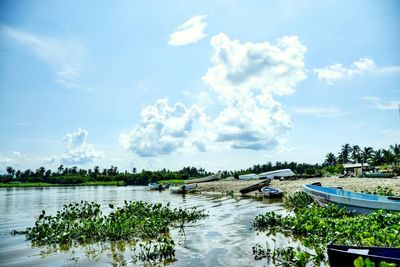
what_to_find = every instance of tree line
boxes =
[324,144,399,167]
[1,143,398,184]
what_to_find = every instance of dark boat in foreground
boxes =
[327,243,400,267]
[260,186,283,198]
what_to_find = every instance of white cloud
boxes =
[122,34,307,155]
[361,96,399,110]
[168,15,207,46]
[313,57,384,84]
[2,25,89,90]
[203,34,306,150]
[61,129,103,165]
[203,34,307,97]
[291,106,350,118]
[120,98,209,157]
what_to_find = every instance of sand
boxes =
[196,177,400,196]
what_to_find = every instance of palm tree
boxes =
[57,164,64,174]
[361,147,373,164]
[351,145,361,163]
[372,149,384,166]
[390,144,400,164]
[340,144,352,164]
[325,153,337,166]
[382,149,394,164]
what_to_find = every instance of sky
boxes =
[0,0,399,173]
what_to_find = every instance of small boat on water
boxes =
[239,179,271,194]
[260,187,283,198]
[170,184,197,194]
[327,242,400,267]
[186,172,222,184]
[148,182,160,190]
[303,184,400,214]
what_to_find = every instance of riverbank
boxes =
[196,177,400,196]
[0,181,125,187]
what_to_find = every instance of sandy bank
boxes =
[196,177,400,196]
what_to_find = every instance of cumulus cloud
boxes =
[122,34,307,155]
[203,34,307,97]
[314,57,376,84]
[361,96,399,110]
[120,99,209,157]
[168,15,207,46]
[2,25,89,90]
[291,106,350,118]
[203,34,306,150]
[60,129,103,165]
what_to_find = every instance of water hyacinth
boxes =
[18,200,207,263]
[252,191,400,266]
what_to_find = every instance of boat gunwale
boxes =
[303,184,400,210]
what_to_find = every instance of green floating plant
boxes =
[15,200,207,264]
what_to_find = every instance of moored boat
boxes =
[258,169,295,179]
[260,187,283,198]
[239,179,271,194]
[148,182,160,190]
[303,184,400,214]
[327,242,400,267]
[170,184,197,194]
[186,172,222,184]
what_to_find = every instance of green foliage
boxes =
[252,192,400,266]
[353,256,398,267]
[362,186,395,197]
[20,201,207,263]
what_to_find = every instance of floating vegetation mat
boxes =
[252,190,400,266]
[13,201,207,265]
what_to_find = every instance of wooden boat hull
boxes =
[328,243,400,267]
[303,184,400,214]
[186,172,222,184]
[239,179,271,194]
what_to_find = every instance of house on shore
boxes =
[343,163,372,177]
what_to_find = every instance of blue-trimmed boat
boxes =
[303,184,400,214]
[260,186,283,198]
[327,243,400,267]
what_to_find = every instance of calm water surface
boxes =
[0,186,286,266]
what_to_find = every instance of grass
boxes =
[0,181,125,187]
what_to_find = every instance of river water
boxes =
[0,186,286,266]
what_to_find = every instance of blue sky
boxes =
[0,0,399,172]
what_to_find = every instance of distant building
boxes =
[343,163,372,177]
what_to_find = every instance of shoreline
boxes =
[195,177,400,196]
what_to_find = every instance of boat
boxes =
[260,187,283,198]
[258,169,295,179]
[186,172,222,184]
[303,184,400,214]
[148,182,161,190]
[170,184,197,194]
[238,173,259,180]
[363,172,395,178]
[327,242,400,267]
[239,179,271,194]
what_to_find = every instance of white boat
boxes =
[303,184,400,214]
[258,169,295,179]
[186,172,222,184]
[170,184,197,194]
[148,182,160,190]
[238,173,259,180]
